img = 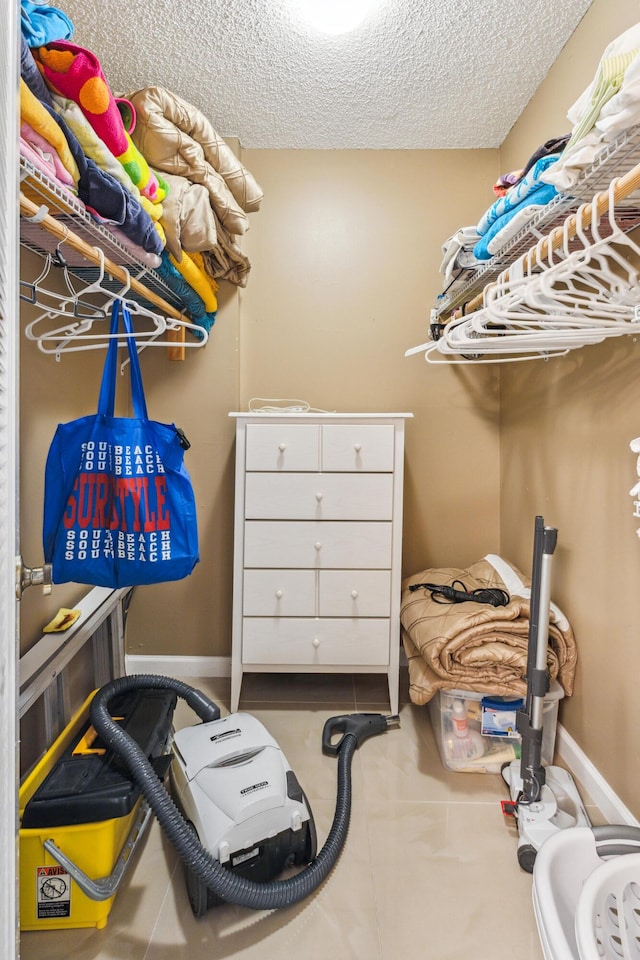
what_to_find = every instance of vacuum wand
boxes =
[517,516,557,803]
[502,515,590,873]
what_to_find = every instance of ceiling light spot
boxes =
[289,0,383,35]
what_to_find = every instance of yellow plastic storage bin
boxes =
[19,690,161,931]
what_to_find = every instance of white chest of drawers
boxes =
[229,412,412,712]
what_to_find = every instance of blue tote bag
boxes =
[43,300,200,587]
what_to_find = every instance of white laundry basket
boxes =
[532,826,640,960]
[533,827,603,960]
[574,852,640,960]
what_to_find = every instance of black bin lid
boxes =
[22,688,176,828]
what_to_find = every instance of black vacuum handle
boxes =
[322,712,400,756]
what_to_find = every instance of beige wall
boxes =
[499,0,640,814]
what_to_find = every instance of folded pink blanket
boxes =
[34,40,167,205]
[21,119,75,188]
[20,135,76,196]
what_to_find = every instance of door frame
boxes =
[2,5,21,957]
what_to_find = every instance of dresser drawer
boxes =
[246,423,319,471]
[321,424,394,472]
[318,570,391,616]
[244,473,393,520]
[243,570,316,616]
[242,618,390,665]
[244,521,392,568]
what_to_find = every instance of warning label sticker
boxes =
[36,865,71,919]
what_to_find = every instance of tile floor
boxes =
[19,670,600,960]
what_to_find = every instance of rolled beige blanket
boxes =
[400,555,577,706]
[127,86,263,236]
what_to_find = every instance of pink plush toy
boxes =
[34,40,167,204]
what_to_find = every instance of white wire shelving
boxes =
[434,125,640,321]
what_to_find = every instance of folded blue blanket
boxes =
[473,182,558,261]
[477,153,561,235]
[21,1,73,47]
[40,100,163,256]
[21,36,53,106]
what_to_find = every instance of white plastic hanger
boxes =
[24,247,209,361]
[407,176,640,364]
[33,296,209,361]
[20,233,109,322]
[466,189,640,352]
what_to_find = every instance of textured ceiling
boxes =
[60,0,594,149]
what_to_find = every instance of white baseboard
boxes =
[125,654,231,678]
[556,722,639,826]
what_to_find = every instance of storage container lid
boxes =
[443,678,564,702]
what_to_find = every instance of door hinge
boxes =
[16,556,53,600]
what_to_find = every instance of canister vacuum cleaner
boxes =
[89,676,399,914]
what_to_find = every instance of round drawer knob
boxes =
[278,443,286,452]
[354,442,362,452]
[275,589,283,599]
[312,637,320,648]
[314,541,322,550]
[351,589,359,599]
[315,492,323,501]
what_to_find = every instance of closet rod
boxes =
[19,193,186,360]
[460,160,640,318]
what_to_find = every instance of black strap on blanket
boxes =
[408,579,510,607]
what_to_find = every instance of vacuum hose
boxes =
[90,674,397,910]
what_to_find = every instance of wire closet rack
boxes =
[19,158,192,359]
[434,124,640,322]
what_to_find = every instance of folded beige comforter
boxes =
[401,555,577,706]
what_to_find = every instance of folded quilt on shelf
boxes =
[542,24,640,192]
[126,85,263,238]
[472,154,561,260]
[155,252,218,336]
[473,185,558,261]
[21,35,54,106]
[20,77,79,185]
[476,153,561,236]
[474,189,559,261]
[400,555,577,706]
[51,94,159,217]
[168,249,218,315]
[36,97,164,256]
[440,226,482,284]
[19,133,76,196]
[20,120,75,189]
[200,224,251,288]
[33,40,168,205]
[160,172,219,262]
[21,1,74,47]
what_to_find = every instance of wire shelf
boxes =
[435,125,640,318]
[19,158,185,317]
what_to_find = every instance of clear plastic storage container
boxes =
[428,681,564,774]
